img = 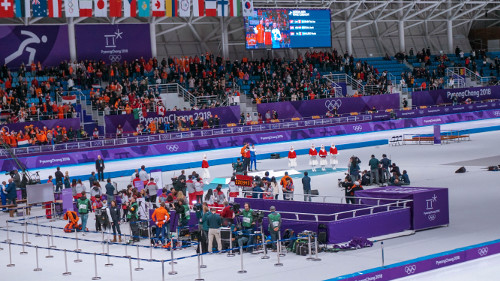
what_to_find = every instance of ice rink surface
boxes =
[1,118,500,281]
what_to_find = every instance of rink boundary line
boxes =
[328,238,500,281]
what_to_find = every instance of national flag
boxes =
[64,0,79,17]
[151,0,164,16]
[137,0,148,16]
[228,0,239,16]
[165,0,176,17]
[0,0,14,17]
[109,0,121,16]
[123,0,136,16]
[79,0,92,16]
[61,95,77,104]
[204,0,215,16]
[32,0,48,16]
[47,0,61,17]
[192,0,202,16]
[216,0,227,17]
[177,0,189,17]
[241,0,252,17]
[93,0,107,16]
[15,0,30,17]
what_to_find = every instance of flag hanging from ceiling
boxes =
[216,0,227,17]
[205,0,215,16]
[178,0,189,17]
[93,0,107,16]
[165,0,176,17]
[15,0,30,17]
[32,0,48,17]
[228,0,239,16]
[241,0,252,17]
[151,0,164,16]
[109,0,121,16]
[123,0,136,16]
[192,0,202,16]
[79,0,92,16]
[0,0,14,17]
[64,0,79,17]
[137,0,149,16]
[48,0,61,17]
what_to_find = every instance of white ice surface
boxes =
[0,118,499,281]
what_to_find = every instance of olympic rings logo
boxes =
[166,144,179,152]
[109,55,122,62]
[419,110,425,114]
[493,111,500,117]
[404,265,416,275]
[428,214,436,221]
[325,99,342,111]
[352,125,363,132]
[478,247,489,256]
[444,108,450,112]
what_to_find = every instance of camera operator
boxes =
[338,175,354,204]
[220,201,235,226]
[233,158,245,175]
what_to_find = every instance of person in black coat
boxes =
[54,167,64,192]
[95,155,105,181]
[108,200,122,242]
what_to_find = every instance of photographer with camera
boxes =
[338,175,354,204]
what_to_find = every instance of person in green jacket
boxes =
[267,206,282,251]
[199,203,211,253]
[179,200,190,227]
[127,197,140,242]
[241,203,254,230]
[368,154,380,185]
[77,191,92,233]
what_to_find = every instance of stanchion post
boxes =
[261,231,269,259]
[91,253,101,280]
[200,250,206,268]
[313,234,321,261]
[129,257,133,281]
[168,247,177,275]
[7,241,15,267]
[5,221,11,243]
[227,230,235,257]
[62,249,71,276]
[124,243,130,258]
[274,238,283,267]
[24,221,31,245]
[35,216,41,237]
[105,242,113,267]
[306,233,314,260]
[381,241,385,267]
[101,232,106,255]
[149,245,153,261]
[278,231,285,257]
[33,245,42,271]
[20,231,28,255]
[195,252,205,281]
[135,245,143,271]
[237,246,247,273]
[74,250,82,263]
[50,226,56,248]
[46,235,54,258]
[161,260,165,281]
[74,230,81,252]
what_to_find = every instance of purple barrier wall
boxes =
[2,108,499,171]
[257,94,400,119]
[356,186,449,230]
[0,25,69,67]
[75,24,151,63]
[104,106,241,134]
[411,85,500,106]
[1,118,81,133]
[397,100,500,118]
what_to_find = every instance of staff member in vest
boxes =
[241,203,255,252]
[268,206,282,251]
[330,143,339,169]
[95,155,105,182]
[288,146,297,168]
[319,145,328,171]
[309,144,318,172]
[249,144,257,171]
[151,202,170,246]
[128,197,140,243]
[77,191,92,234]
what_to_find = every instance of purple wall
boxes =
[257,94,400,119]
[412,85,500,106]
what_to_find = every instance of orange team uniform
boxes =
[148,121,157,134]
[255,24,265,44]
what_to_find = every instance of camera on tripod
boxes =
[230,202,240,215]
[252,210,264,223]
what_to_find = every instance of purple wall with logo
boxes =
[104,106,241,134]
[75,24,151,63]
[0,25,69,67]
[412,86,500,106]
[1,108,499,172]
[257,94,400,119]
[1,118,80,133]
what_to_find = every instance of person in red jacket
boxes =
[288,146,297,168]
[319,144,328,171]
[330,143,339,169]
[309,144,318,172]
[202,154,210,184]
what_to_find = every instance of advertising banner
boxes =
[257,94,400,119]
[75,24,151,63]
[0,25,69,67]
[412,86,500,106]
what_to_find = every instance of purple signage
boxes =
[104,106,241,134]
[434,125,441,144]
[412,85,500,106]
[75,24,151,63]
[257,94,400,119]
[1,118,81,134]
[0,25,69,67]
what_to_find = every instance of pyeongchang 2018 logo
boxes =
[404,264,417,275]
[423,194,440,222]
[325,99,342,111]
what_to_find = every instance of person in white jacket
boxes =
[202,155,210,185]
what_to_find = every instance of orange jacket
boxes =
[151,207,170,227]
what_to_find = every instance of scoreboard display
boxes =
[245,9,332,49]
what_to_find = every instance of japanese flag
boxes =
[94,0,107,16]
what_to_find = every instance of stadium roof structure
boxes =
[0,0,499,59]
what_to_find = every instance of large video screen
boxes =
[245,9,331,49]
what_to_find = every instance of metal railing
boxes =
[323,73,364,96]
[322,75,344,97]
[446,67,497,87]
